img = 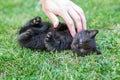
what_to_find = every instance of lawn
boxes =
[0,0,120,80]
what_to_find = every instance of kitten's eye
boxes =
[85,40,89,43]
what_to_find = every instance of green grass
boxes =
[0,0,120,79]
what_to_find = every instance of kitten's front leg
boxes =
[24,17,41,27]
[18,29,33,41]
[19,17,42,34]
[30,16,41,26]
[44,32,60,51]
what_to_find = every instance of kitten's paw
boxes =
[18,29,33,41]
[25,29,33,37]
[31,17,41,25]
[22,29,33,39]
[44,32,60,51]
[45,32,53,42]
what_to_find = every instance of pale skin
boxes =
[41,0,87,37]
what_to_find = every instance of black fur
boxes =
[18,16,101,56]
[18,16,72,51]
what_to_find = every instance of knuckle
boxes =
[58,8,64,13]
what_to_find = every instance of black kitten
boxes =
[18,16,72,51]
[71,30,101,56]
[18,16,101,56]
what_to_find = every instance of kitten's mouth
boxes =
[71,45,87,53]
[80,48,86,53]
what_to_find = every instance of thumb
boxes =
[46,12,59,28]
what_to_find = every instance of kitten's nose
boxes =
[79,42,82,45]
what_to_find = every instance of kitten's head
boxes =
[71,30,101,56]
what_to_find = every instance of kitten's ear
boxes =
[89,30,99,38]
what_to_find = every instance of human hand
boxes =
[41,0,86,37]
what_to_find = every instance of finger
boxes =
[60,11,76,37]
[71,2,87,30]
[45,12,59,28]
[68,8,83,32]
[74,7,86,30]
